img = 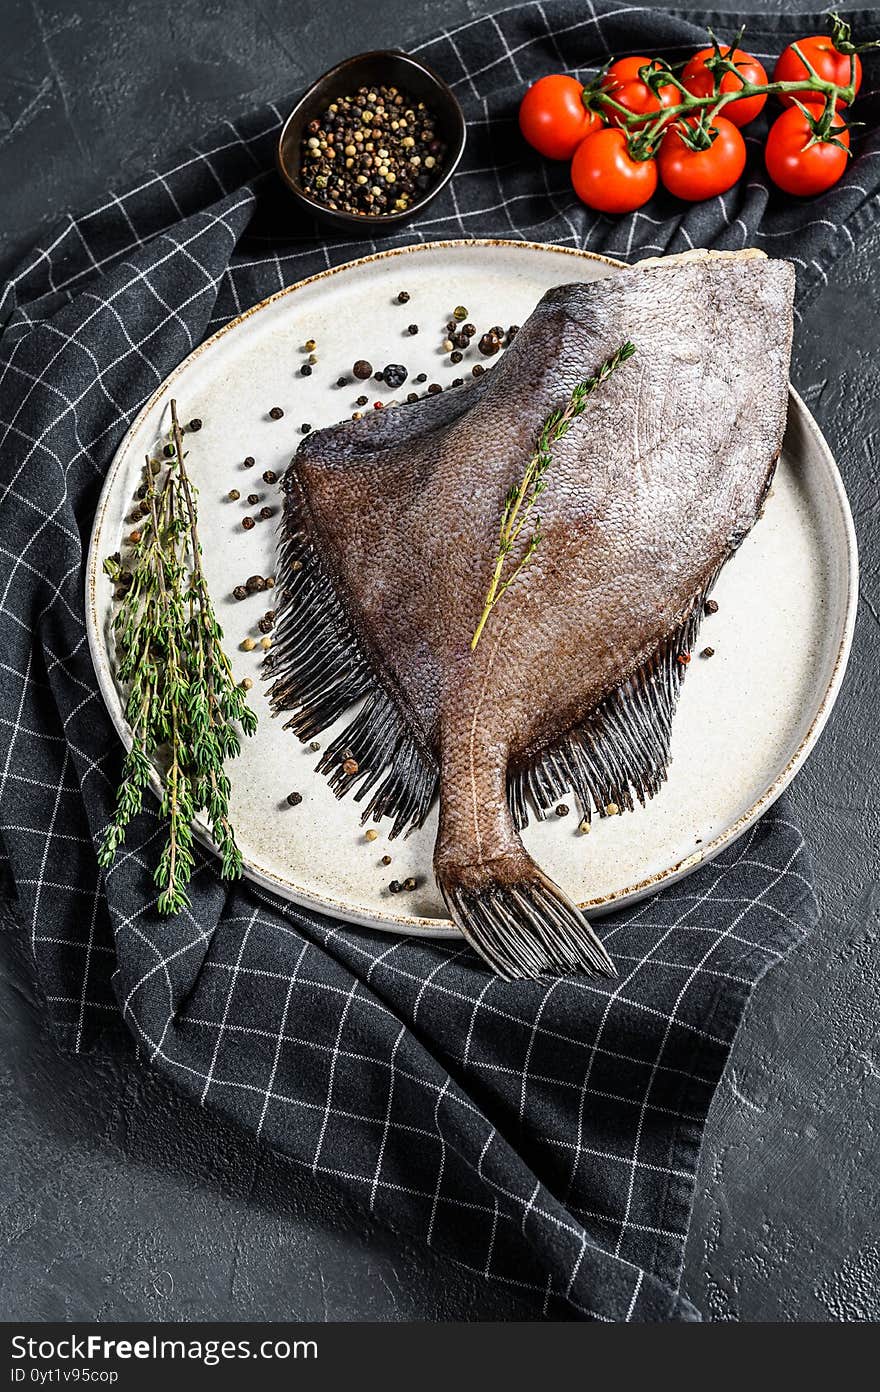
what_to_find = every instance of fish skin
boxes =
[274,250,795,979]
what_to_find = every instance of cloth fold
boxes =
[6,0,868,1320]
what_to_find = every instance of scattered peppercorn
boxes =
[354,395,367,407]
[462,323,476,338]
[677,653,691,666]
[241,637,255,651]
[308,352,318,365]
[414,372,427,383]
[365,828,379,842]
[259,506,275,521]
[300,364,312,377]
[301,423,312,434]
[403,876,418,891]
[407,324,419,335]
[353,359,372,379]
[337,376,348,387]
[381,854,392,866]
[247,493,260,505]
[507,325,520,341]
[472,364,485,377]
[427,383,442,394]
[373,401,383,410]
[304,338,317,352]
[479,330,501,356]
[233,585,248,601]
[450,350,462,364]
[245,575,266,593]
[228,488,240,501]
[262,470,277,484]
[555,803,569,817]
[453,305,468,321]
[269,406,284,419]
[309,740,321,751]
[442,338,454,353]
[258,612,275,633]
[128,529,141,544]
[704,598,719,615]
[452,377,464,387]
[243,456,255,468]
[352,412,363,421]
[382,363,408,389]
[700,646,715,658]
[188,417,202,431]
[605,802,620,816]
[163,442,175,458]
[397,290,410,304]
[406,391,419,403]
[578,819,591,835]
[286,791,303,807]
[388,880,401,894]
[342,757,359,775]
[265,576,276,588]
[240,677,253,690]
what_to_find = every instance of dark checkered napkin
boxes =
[6,0,865,1320]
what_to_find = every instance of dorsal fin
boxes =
[507,580,715,832]
[266,470,439,839]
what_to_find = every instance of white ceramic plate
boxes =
[86,240,858,937]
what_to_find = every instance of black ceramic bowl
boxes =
[277,50,466,233]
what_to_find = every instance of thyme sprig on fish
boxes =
[471,340,636,650]
[98,401,257,914]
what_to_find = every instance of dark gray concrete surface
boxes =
[1,0,878,1323]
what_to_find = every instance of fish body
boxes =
[270,249,795,979]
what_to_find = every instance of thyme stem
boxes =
[471,340,636,651]
[98,402,257,913]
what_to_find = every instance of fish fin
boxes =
[268,474,438,839]
[509,584,713,831]
[437,853,616,981]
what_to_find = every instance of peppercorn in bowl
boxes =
[277,50,466,232]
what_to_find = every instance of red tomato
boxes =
[774,36,862,107]
[764,103,850,195]
[571,127,658,212]
[682,45,768,127]
[657,117,746,200]
[601,56,679,126]
[519,75,602,160]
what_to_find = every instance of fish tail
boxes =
[436,852,616,981]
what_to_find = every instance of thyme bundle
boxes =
[471,340,636,650]
[99,401,257,914]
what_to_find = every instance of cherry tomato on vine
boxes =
[764,102,850,195]
[682,45,768,127]
[570,127,658,212]
[601,55,679,126]
[519,75,603,160]
[657,117,746,201]
[774,36,862,107]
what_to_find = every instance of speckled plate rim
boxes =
[86,238,859,937]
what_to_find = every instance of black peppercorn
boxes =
[704,598,719,615]
[242,516,255,530]
[228,488,240,501]
[353,359,372,379]
[407,324,418,335]
[472,364,485,377]
[356,395,368,407]
[555,804,569,817]
[406,392,419,403]
[286,791,303,807]
[388,880,401,894]
[258,614,275,633]
[245,575,266,593]
[479,331,501,357]
[336,376,348,387]
[427,383,442,394]
[262,470,277,484]
[259,506,275,520]
[381,854,392,866]
[403,876,417,891]
[450,350,462,364]
[269,405,284,419]
[414,372,427,384]
[300,364,312,377]
[188,417,202,431]
[507,324,520,341]
[247,493,260,506]
[396,290,410,304]
[163,443,175,458]
[382,363,408,389]
[301,423,312,434]
[243,456,255,468]
[233,585,248,601]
